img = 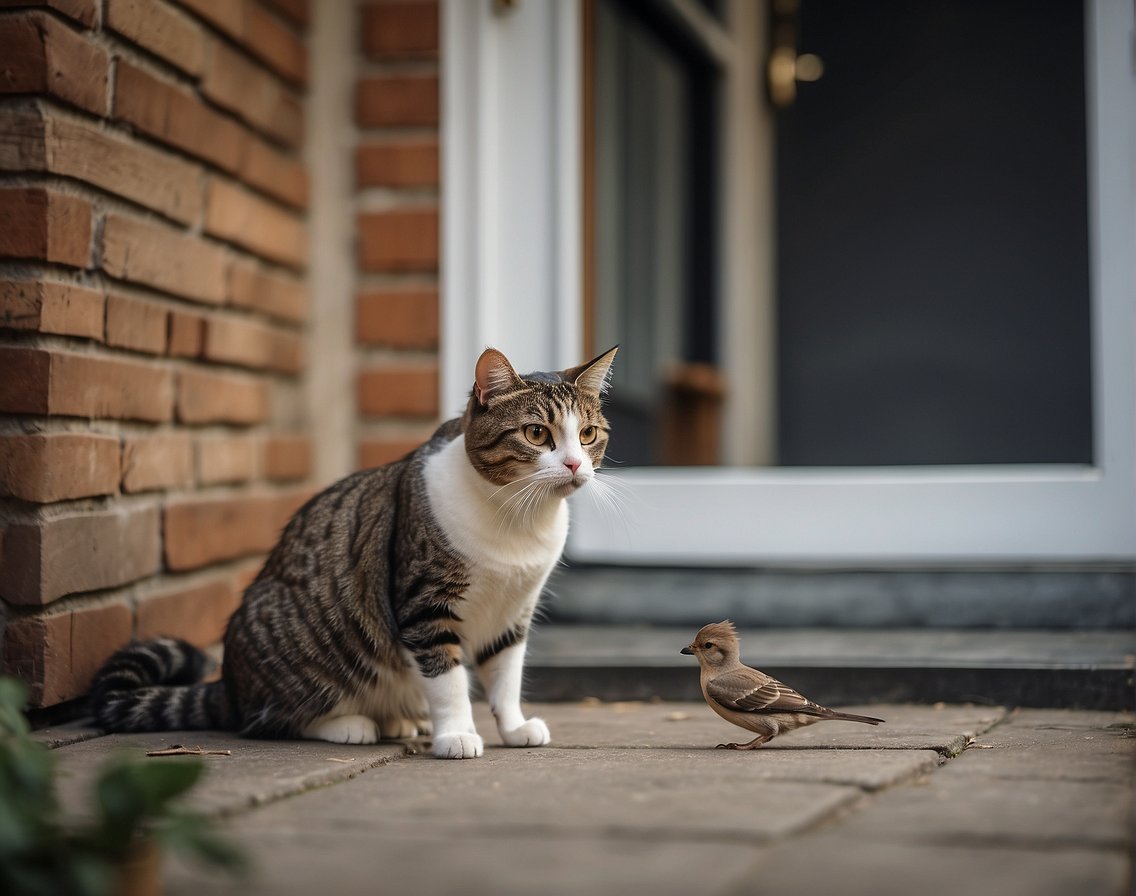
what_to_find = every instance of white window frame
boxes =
[443,0,1136,565]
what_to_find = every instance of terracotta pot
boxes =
[114,838,162,896]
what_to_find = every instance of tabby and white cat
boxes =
[91,346,617,759]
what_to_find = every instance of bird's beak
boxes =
[680,646,694,656]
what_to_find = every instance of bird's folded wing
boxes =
[707,668,815,714]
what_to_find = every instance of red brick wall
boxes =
[355,0,442,469]
[0,0,313,709]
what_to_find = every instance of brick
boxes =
[0,12,109,115]
[203,313,303,373]
[0,345,49,411]
[105,293,169,355]
[46,352,174,421]
[47,351,174,421]
[263,434,311,481]
[240,137,308,209]
[3,600,133,707]
[0,187,91,268]
[163,489,303,570]
[0,107,202,225]
[0,347,174,422]
[136,575,241,647]
[0,280,104,340]
[168,309,205,357]
[357,207,437,272]
[114,61,244,172]
[356,138,438,188]
[246,3,306,85]
[176,366,269,424]
[356,288,438,349]
[0,104,45,170]
[176,0,306,84]
[101,214,228,305]
[0,0,99,28]
[0,433,120,502]
[176,0,244,39]
[358,435,427,469]
[358,364,438,417]
[106,0,206,76]
[227,260,307,322]
[356,74,438,127]
[202,38,304,146]
[361,2,438,59]
[121,432,193,493]
[262,0,308,28]
[195,434,257,484]
[205,179,307,269]
[0,504,161,605]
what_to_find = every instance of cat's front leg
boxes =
[477,639,551,748]
[417,664,483,759]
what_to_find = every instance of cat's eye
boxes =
[579,425,598,445]
[523,424,550,446]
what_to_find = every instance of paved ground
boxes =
[38,701,1135,896]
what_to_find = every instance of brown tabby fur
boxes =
[91,348,616,739]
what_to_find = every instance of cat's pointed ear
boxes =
[474,348,523,407]
[565,345,618,395]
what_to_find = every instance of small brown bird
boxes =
[681,620,884,750]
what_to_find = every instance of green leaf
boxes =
[94,764,148,852]
[129,760,204,805]
[2,739,56,802]
[64,853,115,896]
[157,813,248,873]
[94,758,205,855]
[0,678,31,738]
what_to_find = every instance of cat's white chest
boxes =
[424,436,568,647]
[424,436,569,569]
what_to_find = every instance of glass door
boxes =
[569,0,1136,564]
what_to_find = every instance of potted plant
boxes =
[0,677,245,896]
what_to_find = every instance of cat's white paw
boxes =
[501,717,551,748]
[432,732,484,759]
[303,714,379,745]
[379,718,421,739]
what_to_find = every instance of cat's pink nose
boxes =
[564,458,581,474]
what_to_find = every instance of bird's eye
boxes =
[524,424,550,446]
[580,425,598,445]
[703,641,715,650]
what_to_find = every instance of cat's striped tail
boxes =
[90,637,236,732]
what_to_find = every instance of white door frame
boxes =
[440,0,582,419]
[442,0,1136,565]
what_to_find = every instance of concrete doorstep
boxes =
[37,702,1135,896]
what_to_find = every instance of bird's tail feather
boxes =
[828,710,884,725]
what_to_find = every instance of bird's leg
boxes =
[716,734,770,751]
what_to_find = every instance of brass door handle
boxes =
[767,0,824,108]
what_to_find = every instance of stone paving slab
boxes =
[169,828,770,896]
[512,700,1006,756]
[36,703,1134,896]
[957,708,1136,781]
[730,839,1131,896]
[163,702,945,896]
[50,731,408,818]
[729,708,1136,896]
[253,747,866,842]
